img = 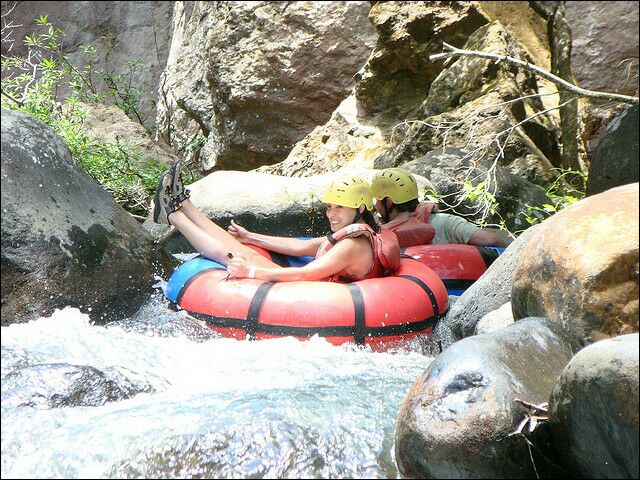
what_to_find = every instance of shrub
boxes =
[1,14,168,216]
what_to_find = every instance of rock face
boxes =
[511,183,639,345]
[586,105,639,196]
[548,334,639,479]
[395,317,579,479]
[70,102,179,167]
[566,1,639,98]
[375,20,560,183]
[399,148,551,232]
[1,109,160,325]
[157,1,376,171]
[0,1,173,127]
[260,2,493,177]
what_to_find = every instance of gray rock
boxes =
[157,1,376,171]
[586,105,639,196]
[395,317,579,479]
[1,1,173,127]
[1,363,162,408]
[434,224,540,350]
[474,302,514,335]
[548,333,639,479]
[1,109,161,325]
[566,2,639,99]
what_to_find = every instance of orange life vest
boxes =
[381,203,437,247]
[315,224,401,282]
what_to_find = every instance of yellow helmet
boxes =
[322,176,373,209]
[371,168,418,204]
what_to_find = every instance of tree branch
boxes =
[429,43,639,105]
[1,86,23,106]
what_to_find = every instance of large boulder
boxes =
[374,20,560,184]
[259,2,492,177]
[156,1,377,171]
[586,105,639,196]
[434,224,540,349]
[1,109,161,325]
[399,148,552,232]
[548,334,639,479]
[511,183,639,345]
[70,103,179,167]
[1,1,174,127]
[396,317,579,479]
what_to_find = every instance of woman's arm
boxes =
[228,219,323,256]
[227,238,361,282]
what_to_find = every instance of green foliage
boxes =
[520,167,587,227]
[1,15,168,215]
[419,166,587,238]
[420,180,504,229]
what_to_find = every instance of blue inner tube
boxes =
[164,253,313,303]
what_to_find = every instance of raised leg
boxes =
[168,206,278,268]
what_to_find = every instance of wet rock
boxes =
[548,333,639,479]
[1,109,162,325]
[395,317,579,479]
[586,105,639,196]
[512,183,639,345]
[1,363,159,408]
[110,294,218,342]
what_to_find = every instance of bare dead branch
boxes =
[429,43,639,105]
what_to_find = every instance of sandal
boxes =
[153,172,179,224]
[169,160,190,204]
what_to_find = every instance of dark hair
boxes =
[361,208,381,233]
[392,198,420,213]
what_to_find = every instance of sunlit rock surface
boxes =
[512,183,639,345]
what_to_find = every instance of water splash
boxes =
[2,305,433,479]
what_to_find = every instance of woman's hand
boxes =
[228,219,251,243]
[226,255,255,279]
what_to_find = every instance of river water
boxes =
[1,293,433,479]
